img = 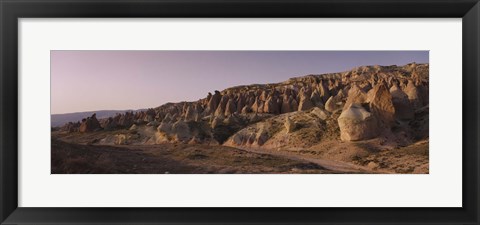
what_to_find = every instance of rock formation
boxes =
[79,114,102,132]
[390,84,414,120]
[285,116,296,133]
[404,80,423,110]
[61,63,428,147]
[298,89,314,111]
[338,103,378,141]
[369,83,396,127]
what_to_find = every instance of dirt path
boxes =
[118,144,343,174]
[117,144,365,173]
[234,147,379,173]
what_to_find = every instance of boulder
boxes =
[338,103,379,141]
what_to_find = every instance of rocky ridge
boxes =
[60,63,429,150]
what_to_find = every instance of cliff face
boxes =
[61,63,429,148]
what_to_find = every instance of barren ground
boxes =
[52,131,428,174]
[52,138,344,174]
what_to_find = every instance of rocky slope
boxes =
[59,63,429,153]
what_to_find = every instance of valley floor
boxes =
[51,138,349,174]
[51,134,428,174]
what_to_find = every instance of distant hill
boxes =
[51,109,144,127]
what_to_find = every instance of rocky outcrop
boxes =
[62,63,428,148]
[101,117,117,131]
[310,89,323,107]
[206,91,222,115]
[403,80,423,110]
[61,121,80,133]
[157,121,173,133]
[298,88,314,111]
[79,114,102,132]
[225,109,337,150]
[263,95,280,114]
[390,84,414,120]
[116,112,135,128]
[171,120,192,142]
[236,94,246,114]
[146,120,159,127]
[285,116,296,133]
[338,104,378,141]
[227,122,275,147]
[318,80,331,103]
[225,98,237,116]
[325,91,344,113]
[344,84,367,110]
[129,124,137,130]
[409,105,429,140]
[211,115,224,129]
[369,83,396,127]
[281,95,298,113]
[183,105,198,122]
[251,98,264,113]
[310,107,329,120]
[214,95,230,116]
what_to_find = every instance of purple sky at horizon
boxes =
[51,51,428,114]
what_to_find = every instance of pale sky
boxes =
[51,51,428,114]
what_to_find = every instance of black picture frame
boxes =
[1,0,479,224]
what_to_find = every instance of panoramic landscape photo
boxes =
[51,51,429,174]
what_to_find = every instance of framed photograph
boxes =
[1,0,479,224]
